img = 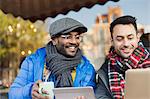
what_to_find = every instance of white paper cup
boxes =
[39,82,54,99]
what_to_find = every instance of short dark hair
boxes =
[110,15,137,38]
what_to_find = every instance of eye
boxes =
[75,35,80,39]
[60,35,71,39]
[116,37,123,41]
[128,36,134,40]
[76,35,83,41]
[128,37,133,40]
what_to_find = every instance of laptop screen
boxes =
[124,69,150,99]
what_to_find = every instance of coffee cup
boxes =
[39,82,54,99]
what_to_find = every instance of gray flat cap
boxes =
[49,17,87,37]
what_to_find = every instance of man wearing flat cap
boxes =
[9,18,96,99]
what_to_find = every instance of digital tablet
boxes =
[53,86,95,99]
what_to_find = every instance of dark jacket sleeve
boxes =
[95,76,112,99]
[95,59,113,99]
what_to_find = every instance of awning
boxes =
[0,0,119,22]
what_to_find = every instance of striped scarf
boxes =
[108,42,150,99]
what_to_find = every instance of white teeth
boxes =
[69,46,75,49]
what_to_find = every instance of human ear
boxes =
[51,38,57,45]
[137,32,142,42]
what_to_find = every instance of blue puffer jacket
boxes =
[9,47,96,99]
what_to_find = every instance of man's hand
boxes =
[74,96,86,99]
[31,80,50,99]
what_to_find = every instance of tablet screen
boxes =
[53,86,95,99]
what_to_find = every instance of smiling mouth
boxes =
[121,49,131,54]
[67,46,77,51]
[123,51,130,54]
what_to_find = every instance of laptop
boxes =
[124,68,150,99]
[53,86,95,99]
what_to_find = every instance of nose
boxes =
[70,36,78,44]
[123,39,130,48]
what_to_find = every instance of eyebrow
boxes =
[116,33,134,37]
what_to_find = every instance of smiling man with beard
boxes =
[9,18,96,99]
[95,15,150,99]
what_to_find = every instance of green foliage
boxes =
[0,10,47,67]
